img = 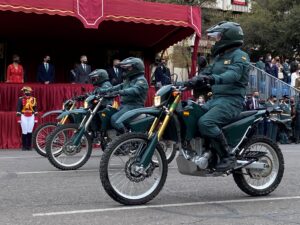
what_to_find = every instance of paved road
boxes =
[0,145,300,225]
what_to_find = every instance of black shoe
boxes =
[215,155,236,172]
[22,134,27,151]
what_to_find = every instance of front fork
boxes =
[139,95,181,167]
[58,103,76,125]
[71,100,103,146]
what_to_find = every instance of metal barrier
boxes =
[248,65,300,101]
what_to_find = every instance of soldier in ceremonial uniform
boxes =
[16,86,37,150]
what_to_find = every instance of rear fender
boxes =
[56,109,88,120]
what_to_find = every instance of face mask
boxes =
[83,61,88,64]
[13,59,20,63]
[25,92,31,96]
[254,95,259,99]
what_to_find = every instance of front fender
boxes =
[116,107,161,124]
[42,110,64,118]
[57,109,88,120]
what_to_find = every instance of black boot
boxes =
[21,134,27,151]
[214,132,236,172]
[26,133,32,150]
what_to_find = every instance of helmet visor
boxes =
[207,32,222,42]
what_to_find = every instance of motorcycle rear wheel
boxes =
[45,123,92,170]
[100,132,168,205]
[233,136,284,196]
[32,122,57,157]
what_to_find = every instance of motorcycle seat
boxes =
[224,110,258,126]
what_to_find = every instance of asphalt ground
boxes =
[0,144,300,225]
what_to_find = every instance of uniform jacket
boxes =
[202,48,250,99]
[93,80,113,106]
[17,96,37,117]
[100,73,149,106]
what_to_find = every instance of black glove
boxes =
[105,91,120,97]
[199,75,215,85]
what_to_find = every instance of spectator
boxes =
[16,86,37,150]
[37,55,55,84]
[294,96,300,144]
[107,59,123,85]
[154,58,171,90]
[270,58,278,78]
[246,91,261,110]
[255,56,265,71]
[291,66,299,88]
[282,58,291,84]
[265,95,277,109]
[265,54,272,75]
[275,56,284,80]
[197,55,208,74]
[279,95,291,114]
[6,54,24,83]
[290,57,299,74]
[71,55,91,84]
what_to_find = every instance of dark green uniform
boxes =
[93,81,113,106]
[256,60,265,71]
[198,48,250,138]
[99,73,149,131]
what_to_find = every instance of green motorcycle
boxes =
[100,84,284,205]
[45,93,156,170]
[32,96,85,157]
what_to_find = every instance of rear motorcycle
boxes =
[100,84,284,205]
[32,96,85,157]
[45,94,157,170]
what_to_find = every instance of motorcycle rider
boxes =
[98,57,149,133]
[184,21,250,171]
[87,69,113,136]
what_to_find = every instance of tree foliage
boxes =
[235,0,300,58]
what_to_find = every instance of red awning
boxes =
[0,0,201,35]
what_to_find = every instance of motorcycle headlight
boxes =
[83,101,88,108]
[154,96,161,107]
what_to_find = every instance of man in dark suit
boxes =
[107,59,123,85]
[37,55,55,84]
[246,91,261,110]
[154,58,171,90]
[71,55,91,84]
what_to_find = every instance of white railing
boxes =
[248,65,300,101]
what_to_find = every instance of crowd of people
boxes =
[255,54,300,89]
[245,90,300,144]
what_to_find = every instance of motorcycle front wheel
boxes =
[100,132,168,205]
[233,136,284,196]
[45,123,92,170]
[32,122,57,157]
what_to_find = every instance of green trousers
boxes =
[198,97,244,138]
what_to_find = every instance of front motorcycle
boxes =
[100,84,284,205]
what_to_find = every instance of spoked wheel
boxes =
[159,140,177,164]
[100,132,168,205]
[45,123,92,170]
[233,136,284,196]
[32,122,57,157]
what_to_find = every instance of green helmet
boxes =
[88,69,109,86]
[119,57,145,78]
[206,21,244,56]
